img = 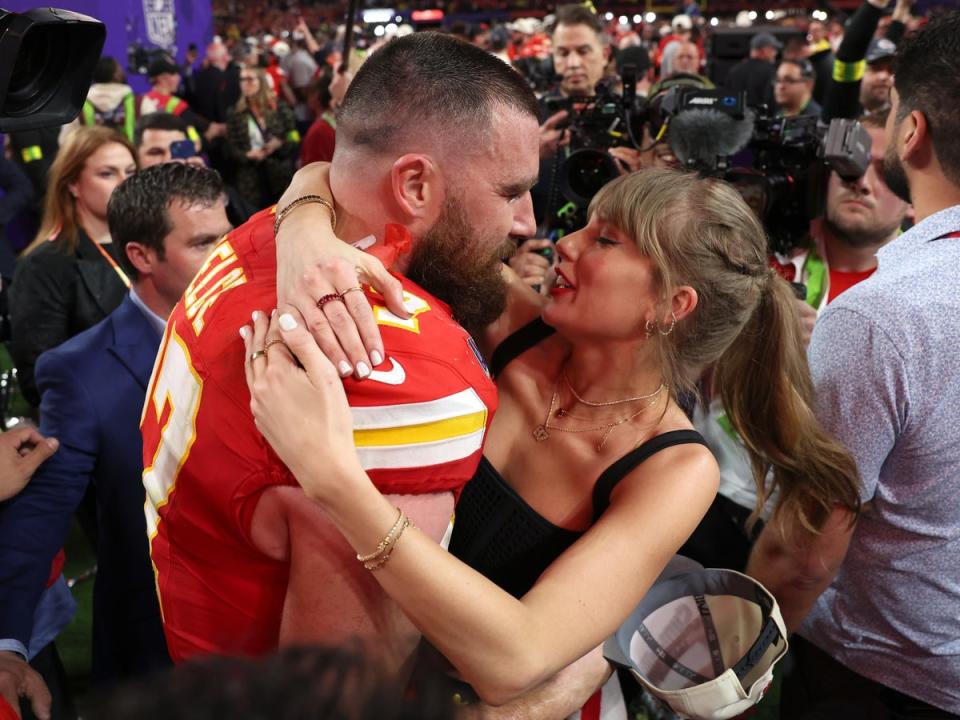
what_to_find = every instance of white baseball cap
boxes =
[604,560,788,720]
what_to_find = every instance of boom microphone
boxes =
[668,107,755,171]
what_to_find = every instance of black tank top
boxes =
[449,318,707,599]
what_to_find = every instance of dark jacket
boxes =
[9,230,127,406]
[0,294,171,685]
[225,102,299,210]
[723,57,776,109]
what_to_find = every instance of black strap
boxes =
[591,430,707,523]
[489,317,555,379]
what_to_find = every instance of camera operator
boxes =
[685,111,910,571]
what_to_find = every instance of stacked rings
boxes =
[264,338,285,353]
[341,286,364,297]
[316,292,343,308]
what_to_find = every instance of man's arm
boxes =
[250,486,455,676]
[746,505,857,633]
[0,352,98,649]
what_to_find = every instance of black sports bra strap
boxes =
[489,317,556,379]
[591,430,708,522]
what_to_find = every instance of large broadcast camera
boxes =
[0,7,105,131]
[545,65,646,216]
[656,86,873,253]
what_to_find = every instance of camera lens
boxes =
[558,149,622,208]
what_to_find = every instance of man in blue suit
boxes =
[0,163,231,717]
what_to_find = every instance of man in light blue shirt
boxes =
[749,10,960,718]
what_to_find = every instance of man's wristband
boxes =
[274,195,336,237]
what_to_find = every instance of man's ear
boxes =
[900,110,931,167]
[124,242,155,277]
[390,153,441,222]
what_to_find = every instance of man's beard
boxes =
[405,196,513,335]
[882,134,912,204]
[824,203,902,249]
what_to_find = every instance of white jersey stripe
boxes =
[349,388,487,430]
[356,427,486,471]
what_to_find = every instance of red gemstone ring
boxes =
[316,292,344,309]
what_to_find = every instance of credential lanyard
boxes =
[92,239,132,289]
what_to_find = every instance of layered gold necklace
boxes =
[532,366,665,452]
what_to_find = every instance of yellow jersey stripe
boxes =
[354,410,486,447]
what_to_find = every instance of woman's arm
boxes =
[243,311,718,705]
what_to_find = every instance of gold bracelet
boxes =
[273,194,336,237]
[356,507,406,563]
[364,519,414,572]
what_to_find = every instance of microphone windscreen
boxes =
[668,108,755,168]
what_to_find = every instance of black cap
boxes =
[865,37,896,64]
[750,32,783,51]
[147,56,181,78]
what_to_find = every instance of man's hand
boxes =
[539,111,570,160]
[507,239,555,291]
[0,428,58,502]
[797,299,817,348]
[0,651,51,720]
[608,146,645,175]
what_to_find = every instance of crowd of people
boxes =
[0,0,958,719]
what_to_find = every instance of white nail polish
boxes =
[278,313,298,331]
[251,310,260,322]
[403,301,418,314]
[370,350,384,366]
[356,362,370,378]
[239,327,249,339]
[338,361,353,376]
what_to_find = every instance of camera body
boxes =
[545,67,646,233]
[658,86,873,254]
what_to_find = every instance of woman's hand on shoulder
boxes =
[241,309,364,500]
[275,162,409,379]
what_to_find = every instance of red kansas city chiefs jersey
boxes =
[141,208,497,662]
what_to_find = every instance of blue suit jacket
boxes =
[0,293,171,684]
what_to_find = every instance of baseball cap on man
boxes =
[865,37,896,64]
[147,56,181,78]
[750,32,783,51]
[604,563,787,720]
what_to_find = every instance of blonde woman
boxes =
[225,67,298,209]
[10,126,137,405]
[245,168,860,713]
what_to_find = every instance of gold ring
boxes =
[264,338,285,353]
[250,350,267,361]
[340,286,364,297]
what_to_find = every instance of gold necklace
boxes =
[532,382,664,452]
[562,366,665,408]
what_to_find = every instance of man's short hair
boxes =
[108,164,225,280]
[94,56,122,84]
[778,58,815,81]
[892,10,960,186]
[336,33,538,153]
[552,4,604,36]
[134,112,189,148]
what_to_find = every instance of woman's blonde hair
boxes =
[591,168,860,533]
[236,67,275,115]
[23,126,137,257]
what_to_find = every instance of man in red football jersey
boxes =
[141,32,539,677]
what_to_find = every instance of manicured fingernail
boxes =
[279,313,298,331]
[356,362,370,379]
[239,327,249,339]
[370,350,383,366]
[46,438,59,450]
[337,361,353,376]
[403,301,418,314]
[271,308,277,318]
[251,311,260,322]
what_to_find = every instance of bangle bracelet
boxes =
[356,507,406,563]
[274,194,336,237]
[364,519,414,572]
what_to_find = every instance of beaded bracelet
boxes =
[356,507,406,564]
[273,194,336,237]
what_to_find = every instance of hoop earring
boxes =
[644,319,656,338]
[658,312,677,336]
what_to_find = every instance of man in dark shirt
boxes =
[723,32,780,108]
